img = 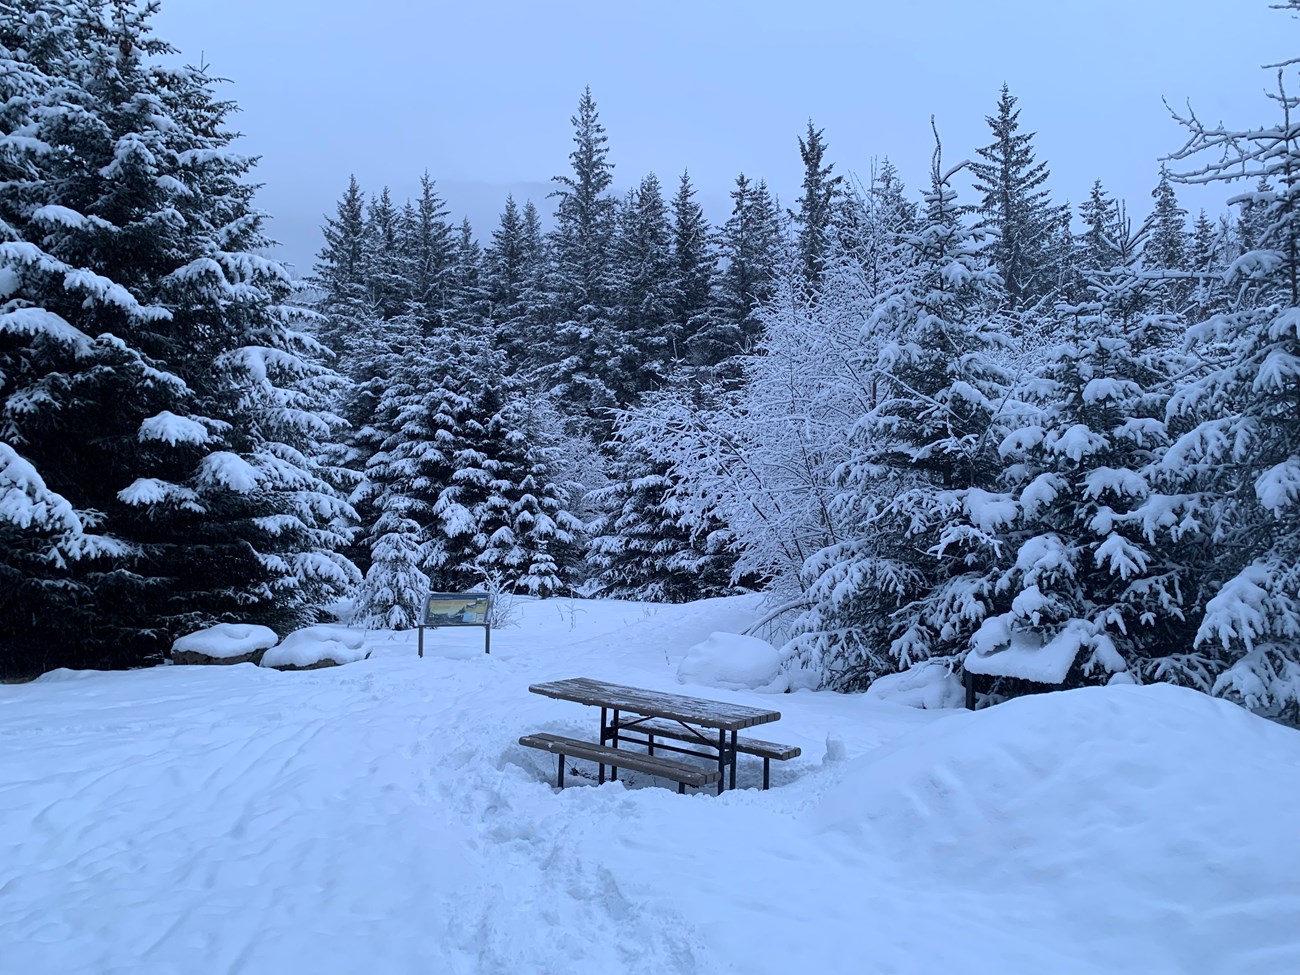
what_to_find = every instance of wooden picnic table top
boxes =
[528,677,781,732]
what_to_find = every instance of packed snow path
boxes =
[3,595,1299,974]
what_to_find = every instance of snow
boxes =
[675,631,784,691]
[260,624,370,669]
[1,594,1298,975]
[966,614,1088,683]
[117,477,203,511]
[962,487,1018,532]
[138,410,212,446]
[198,451,261,492]
[864,660,965,709]
[172,622,279,659]
[30,204,112,232]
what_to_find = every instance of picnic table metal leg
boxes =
[647,733,654,756]
[716,729,726,795]
[763,758,770,790]
[729,730,738,790]
[599,707,607,784]
[557,755,565,789]
[417,626,424,658]
[610,709,620,782]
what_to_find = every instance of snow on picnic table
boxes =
[2,593,1299,975]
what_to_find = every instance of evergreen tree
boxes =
[669,171,718,367]
[1187,209,1231,319]
[485,195,545,368]
[312,175,368,355]
[1078,180,1121,274]
[399,172,455,327]
[1145,167,1188,273]
[610,172,676,400]
[793,120,842,285]
[472,383,583,596]
[0,0,356,673]
[448,217,489,328]
[970,85,1066,307]
[960,266,1197,696]
[545,87,619,427]
[1161,31,1300,715]
[792,135,1010,688]
[362,187,406,319]
[588,405,736,602]
[1144,167,1190,311]
[711,174,784,365]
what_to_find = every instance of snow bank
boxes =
[261,624,369,670]
[171,623,278,665]
[815,683,1300,968]
[676,631,783,691]
[864,661,964,709]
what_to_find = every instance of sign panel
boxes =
[421,592,492,627]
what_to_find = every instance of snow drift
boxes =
[676,631,784,690]
[816,682,1300,972]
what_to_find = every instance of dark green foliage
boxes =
[0,0,356,674]
[793,121,843,286]
[970,85,1069,307]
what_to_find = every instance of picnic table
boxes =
[523,677,798,794]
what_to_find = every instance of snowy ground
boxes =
[3,594,1299,975]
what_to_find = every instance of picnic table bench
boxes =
[521,677,801,794]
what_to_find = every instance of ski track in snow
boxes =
[2,593,1299,975]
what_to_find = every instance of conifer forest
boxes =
[5,0,1300,723]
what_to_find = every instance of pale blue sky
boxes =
[155,0,1284,275]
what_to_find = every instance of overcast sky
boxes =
[154,0,1285,276]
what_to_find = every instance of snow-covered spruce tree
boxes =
[1160,26,1300,718]
[0,1,356,672]
[471,382,583,596]
[1186,208,1233,320]
[792,120,843,287]
[587,394,737,603]
[1077,180,1122,276]
[310,174,367,357]
[702,173,784,371]
[353,328,468,623]
[669,171,719,371]
[789,132,1011,689]
[447,217,489,328]
[485,194,547,371]
[958,263,1199,694]
[400,172,455,329]
[361,187,407,321]
[970,85,1070,308]
[544,87,620,431]
[354,324,583,625]
[609,172,677,401]
[1142,166,1191,312]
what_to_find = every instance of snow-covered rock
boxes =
[864,661,965,709]
[171,623,279,666]
[676,632,784,691]
[261,625,370,671]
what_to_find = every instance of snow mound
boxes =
[864,661,964,709]
[676,631,783,691]
[171,623,278,665]
[814,684,1300,966]
[261,625,370,671]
